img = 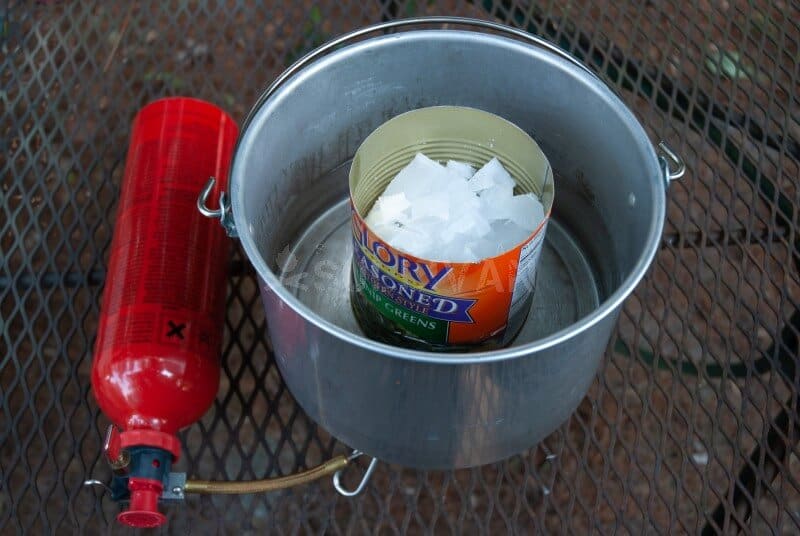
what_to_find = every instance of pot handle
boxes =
[332,451,379,497]
[198,177,238,237]
[240,16,602,135]
[657,141,686,188]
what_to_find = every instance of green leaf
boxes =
[107,29,120,45]
[287,7,328,65]
[143,71,185,90]
[309,6,322,25]
[750,11,780,40]
[705,48,755,80]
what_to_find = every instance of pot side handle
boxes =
[657,141,686,188]
[198,176,238,237]
[332,451,379,497]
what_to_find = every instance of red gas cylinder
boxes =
[91,97,237,528]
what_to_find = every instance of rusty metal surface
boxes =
[2,1,799,533]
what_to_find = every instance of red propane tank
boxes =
[91,97,237,528]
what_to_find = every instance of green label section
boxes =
[354,264,448,344]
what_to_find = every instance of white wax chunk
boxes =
[504,193,545,231]
[446,160,476,179]
[468,157,516,194]
[364,153,546,262]
[383,153,451,201]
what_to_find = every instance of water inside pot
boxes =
[276,160,617,348]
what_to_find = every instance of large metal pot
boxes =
[209,18,683,469]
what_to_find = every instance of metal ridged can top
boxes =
[350,106,554,219]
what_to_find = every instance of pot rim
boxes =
[230,28,666,365]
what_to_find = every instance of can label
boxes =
[351,204,547,345]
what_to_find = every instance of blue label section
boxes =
[353,238,476,323]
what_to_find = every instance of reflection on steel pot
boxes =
[215,18,683,469]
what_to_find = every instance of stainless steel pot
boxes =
[201,17,684,469]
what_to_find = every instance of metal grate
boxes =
[2,1,799,533]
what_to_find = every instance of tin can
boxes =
[349,106,554,350]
